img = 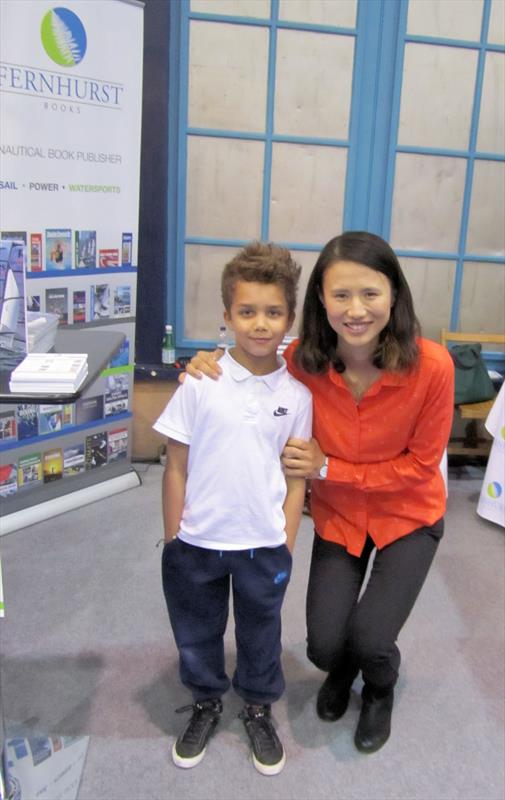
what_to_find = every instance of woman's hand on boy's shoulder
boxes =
[178,348,224,384]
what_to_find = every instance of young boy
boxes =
[153,242,312,775]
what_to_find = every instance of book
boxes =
[108,427,128,461]
[45,229,72,270]
[43,448,63,482]
[121,233,132,266]
[85,431,108,469]
[27,294,41,313]
[45,287,68,325]
[109,338,129,368]
[72,290,86,323]
[18,452,43,489]
[98,248,119,268]
[105,374,129,416]
[63,444,85,477]
[76,394,103,425]
[62,403,74,427]
[90,284,110,319]
[0,410,17,441]
[75,230,96,268]
[9,353,88,393]
[0,463,17,497]
[16,404,39,440]
[38,404,63,434]
[113,285,131,316]
[30,233,43,272]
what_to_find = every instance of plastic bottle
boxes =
[161,324,175,365]
[217,325,228,350]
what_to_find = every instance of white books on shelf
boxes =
[9,353,88,394]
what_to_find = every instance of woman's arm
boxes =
[162,437,189,540]
[179,349,224,382]
[283,476,307,553]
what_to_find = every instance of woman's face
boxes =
[319,260,394,354]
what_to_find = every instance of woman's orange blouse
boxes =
[284,337,455,556]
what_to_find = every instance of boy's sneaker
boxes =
[172,698,222,768]
[239,704,286,776]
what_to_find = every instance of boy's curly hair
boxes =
[221,241,302,318]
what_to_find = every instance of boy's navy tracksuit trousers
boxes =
[162,537,293,706]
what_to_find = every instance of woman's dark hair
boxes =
[295,231,420,374]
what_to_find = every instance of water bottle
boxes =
[217,325,228,350]
[161,324,175,365]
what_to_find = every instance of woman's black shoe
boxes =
[316,673,353,722]
[354,686,394,753]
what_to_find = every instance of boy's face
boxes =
[224,280,293,374]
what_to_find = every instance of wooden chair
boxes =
[440,329,505,456]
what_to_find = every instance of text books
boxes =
[9,353,88,394]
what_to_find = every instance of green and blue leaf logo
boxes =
[41,7,87,66]
[487,481,502,500]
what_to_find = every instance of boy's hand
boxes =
[282,437,325,480]
[178,348,224,384]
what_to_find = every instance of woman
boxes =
[184,231,454,754]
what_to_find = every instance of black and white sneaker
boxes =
[172,699,222,768]
[239,704,286,776]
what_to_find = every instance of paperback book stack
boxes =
[9,353,88,394]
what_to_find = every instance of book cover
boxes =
[105,374,129,416]
[76,394,104,425]
[43,448,63,482]
[16,404,39,440]
[0,463,17,497]
[108,427,128,461]
[63,444,85,477]
[45,287,68,325]
[10,353,87,382]
[62,403,74,427]
[1,231,27,244]
[38,404,63,435]
[109,338,129,368]
[85,431,108,469]
[98,249,119,268]
[113,285,131,317]
[90,284,110,319]
[72,290,86,323]
[27,294,41,313]
[75,230,96,268]
[0,410,17,441]
[18,452,43,489]
[30,233,43,272]
[45,229,72,271]
[121,233,132,266]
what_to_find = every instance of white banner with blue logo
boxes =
[478,382,505,528]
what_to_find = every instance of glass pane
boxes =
[488,0,505,45]
[466,160,505,256]
[274,29,354,139]
[459,261,505,331]
[398,44,477,149]
[186,137,264,239]
[188,21,269,132]
[184,245,238,341]
[390,154,467,252]
[407,0,483,40]
[278,0,357,27]
[190,0,271,17]
[269,143,347,245]
[400,258,456,342]
[291,250,321,333]
[477,52,505,154]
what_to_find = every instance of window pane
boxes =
[291,250,321,331]
[477,52,505,154]
[390,154,466,252]
[488,0,505,45]
[186,137,264,239]
[188,21,269,132]
[400,258,456,342]
[278,0,356,27]
[466,160,505,256]
[269,143,347,245]
[274,29,354,139]
[407,0,483,40]
[184,245,238,341]
[459,261,505,331]
[398,44,477,149]
[190,0,271,17]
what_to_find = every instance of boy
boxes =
[153,242,312,775]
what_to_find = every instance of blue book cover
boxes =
[109,338,129,368]
[16,404,39,440]
[121,232,132,266]
[75,230,96,268]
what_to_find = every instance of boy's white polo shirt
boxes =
[153,350,312,550]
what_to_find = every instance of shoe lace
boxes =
[175,700,221,744]
[239,705,277,751]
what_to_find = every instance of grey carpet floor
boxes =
[1,462,504,800]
